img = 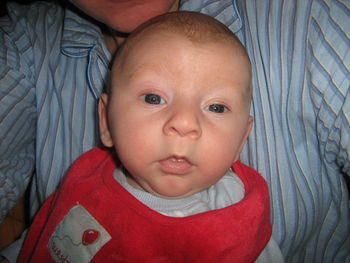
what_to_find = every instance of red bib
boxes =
[19,148,271,263]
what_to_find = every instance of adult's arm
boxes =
[0,3,36,223]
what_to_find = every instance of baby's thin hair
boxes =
[113,11,249,71]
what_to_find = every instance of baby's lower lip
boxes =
[159,156,193,175]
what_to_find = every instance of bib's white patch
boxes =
[48,205,111,263]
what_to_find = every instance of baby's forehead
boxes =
[113,30,248,80]
[115,28,247,75]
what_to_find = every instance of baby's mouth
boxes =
[159,156,193,175]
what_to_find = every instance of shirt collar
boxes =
[61,8,110,58]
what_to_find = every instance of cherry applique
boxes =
[82,229,100,246]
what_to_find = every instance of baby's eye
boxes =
[141,94,166,105]
[206,104,228,113]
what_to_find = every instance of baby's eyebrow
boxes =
[126,62,168,78]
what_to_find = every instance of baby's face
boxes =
[101,32,252,199]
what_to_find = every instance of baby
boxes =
[19,11,283,263]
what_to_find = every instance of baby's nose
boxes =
[163,107,202,139]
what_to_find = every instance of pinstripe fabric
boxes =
[0,2,111,226]
[0,0,349,262]
[181,0,350,262]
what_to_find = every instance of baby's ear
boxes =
[98,93,113,147]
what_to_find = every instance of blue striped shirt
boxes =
[0,0,349,262]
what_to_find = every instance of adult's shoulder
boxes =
[0,1,67,80]
[2,1,65,34]
[5,1,64,20]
